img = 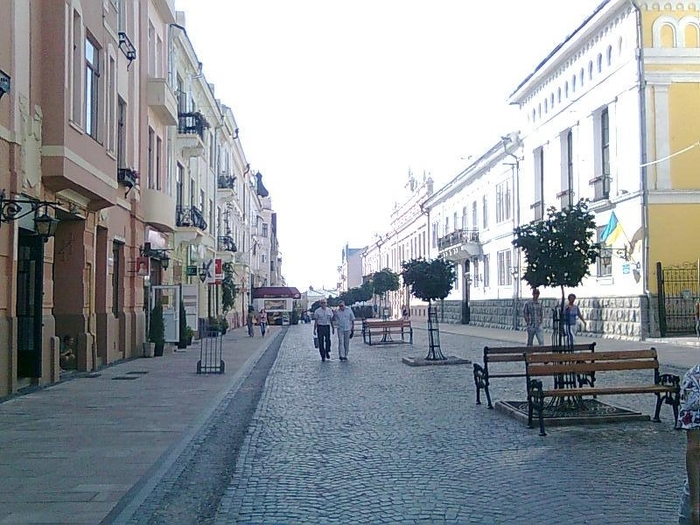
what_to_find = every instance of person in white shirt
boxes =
[333,301,356,361]
[313,299,335,361]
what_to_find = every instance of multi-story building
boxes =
[336,243,364,292]
[0,2,281,397]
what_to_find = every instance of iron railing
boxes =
[438,229,480,251]
[176,205,207,230]
[217,235,237,252]
[177,111,208,140]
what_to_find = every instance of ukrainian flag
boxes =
[601,212,624,245]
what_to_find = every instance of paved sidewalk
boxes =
[1,320,698,524]
[0,326,277,525]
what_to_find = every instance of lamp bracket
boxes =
[0,190,61,225]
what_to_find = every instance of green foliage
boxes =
[401,257,456,303]
[372,268,400,298]
[512,199,599,291]
[221,262,238,314]
[149,299,165,344]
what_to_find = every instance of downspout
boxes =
[630,0,652,339]
[503,136,521,330]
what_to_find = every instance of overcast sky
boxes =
[175,0,603,290]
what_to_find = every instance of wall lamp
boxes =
[599,245,632,266]
[141,242,171,270]
[0,70,10,100]
[0,190,60,240]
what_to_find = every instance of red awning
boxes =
[252,287,301,299]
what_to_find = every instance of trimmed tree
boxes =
[149,298,166,357]
[512,199,599,347]
[401,257,456,360]
[221,262,238,314]
[372,268,400,317]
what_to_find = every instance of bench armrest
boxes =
[658,373,680,388]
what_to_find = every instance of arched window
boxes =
[606,45,613,66]
[588,61,594,80]
[565,81,569,98]
[572,75,577,93]
[557,87,562,103]
[580,68,585,86]
[597,53,603,72]
[544,99,548,113]
[618,37,624,56]
[550,93,555,108]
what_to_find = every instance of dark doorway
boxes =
[462,260,471,324]
[16,231,44,378]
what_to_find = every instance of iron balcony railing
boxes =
[177,111,208,140]
[176,205,207,231]
[117,167,138,188]
[217,175,236,190]
[438,228,480,251]
[217,235,237,253]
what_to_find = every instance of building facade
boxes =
[0,2,282,397]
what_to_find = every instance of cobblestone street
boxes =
[212,324,686,524]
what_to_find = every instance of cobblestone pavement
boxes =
[214,324,685,524]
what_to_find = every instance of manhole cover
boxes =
[112,376,139,380]
[126,371,149,375]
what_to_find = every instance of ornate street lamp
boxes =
[0,191,61,241]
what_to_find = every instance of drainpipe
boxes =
[503,134,522,330]
[629,0,652,339]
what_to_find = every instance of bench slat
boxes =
[526,349,657,364]
[484,343,593,356]
[542,384,676,396]
[528,359,658,376]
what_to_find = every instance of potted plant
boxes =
[185,325,195,346]
[178,300,188,349]
[149,298,166,357]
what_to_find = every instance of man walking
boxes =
[334,300,355,361]
[313,299,334,361]
[523,288,544,346]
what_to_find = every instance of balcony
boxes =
[438,229,481,261]
[217,174,236,201]
[141,188,175,231]
[117,168,139,189]
[147,78,178,125]
[177,112,209,157]
[217,235,237,253]
[174,205,207,245]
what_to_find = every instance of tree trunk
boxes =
[426,301,446,360]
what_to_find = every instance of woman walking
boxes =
[259,308,268,336]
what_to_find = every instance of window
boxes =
[107,56,116,152]
[497,249,513,286]
[147,128,155,189]
[597,226,612,277]
[156,136,162,191]
[189,178,195,206]
[453,212,458,232]
[176,164,184,206]
[445,216,449,236]
[592,107,611,200]
[533,147,544,220]
[262,223,269,238]
[472,201,477,229]
[85,36,100,139]
[483,254,490,287]
[117,98,126,167]
[432,222,438,248]
[454,264,459,290]
[148,22,156,77]
[462,206,467,230]
[482,196,488,229]
[558,130,574,208]
[496,179,512,223]
[72,11,82,124]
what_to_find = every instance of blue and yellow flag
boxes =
[601,212,624,245]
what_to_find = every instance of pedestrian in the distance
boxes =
[523,288,544,346]
[313,299,334,361]
[246,306,255,337]
[259,308,268,337]
[333,300,355,361]
[564,293,585,346]
[678,363,700,525]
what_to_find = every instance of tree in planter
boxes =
[221,262,238,315]
[512,199,599,348]
[401,257,456,360]
[372,268,400,318]
[149,298,166,357]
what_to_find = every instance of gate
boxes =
[657,261,699,336]
[197,322,224,374]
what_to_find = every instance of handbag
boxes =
[313,335,319,348]
[349,330,354,339]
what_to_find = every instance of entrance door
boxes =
[17,232,44,378]
[462,260,471,324]
[151,285,181,343]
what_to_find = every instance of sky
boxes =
[175,0,604,291]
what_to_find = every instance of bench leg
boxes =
[653,393,663,423]
[473,364,483,405]
[528,380,547,436]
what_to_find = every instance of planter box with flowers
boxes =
[118,168,139,189]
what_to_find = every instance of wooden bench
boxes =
[473,343,596,409]
[362,319,413,346]
[524,348,681,436]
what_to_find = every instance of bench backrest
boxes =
[525,348,659,377]
[484,343,595,364]
[364,320,411,328]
